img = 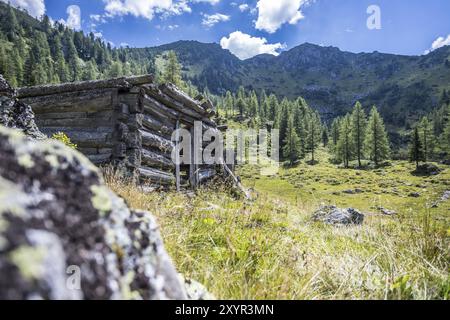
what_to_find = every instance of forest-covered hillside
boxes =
[0,2,156,87]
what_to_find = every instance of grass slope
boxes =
[106,154,449,300]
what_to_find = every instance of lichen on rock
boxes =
[0,126,189,300]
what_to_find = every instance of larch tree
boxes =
[163,50,183,87]
[351,101,367,167]
[283,114,302,165]
[365,106,391,166]
[418,116,435,162]
[409,127,424,169]
[336,115,354,168]
[305,111,322,163]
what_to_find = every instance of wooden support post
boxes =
[175,119,181,192]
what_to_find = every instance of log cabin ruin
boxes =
[17,75,227,190]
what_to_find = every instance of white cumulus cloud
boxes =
[193,0,220,4]
[425,34,450,54]
[220,31,285,60]
[202,13,230,27]
[1,0,45,18]
[103,0,192,20]
[238,4,249,12]
[255,0,309,33]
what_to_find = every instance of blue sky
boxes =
[5,0,450,59]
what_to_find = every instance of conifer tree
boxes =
[305,111,322,163]
[442,112,450,154]
[330,117,341,151]
[248,91,259,117]
[418,116,435,162]
[322,128,329,147]
[351,101,367,167]
[409,127,424,169]
[283,114,301,165]
[337,115,354,168]
[365,106,391,166]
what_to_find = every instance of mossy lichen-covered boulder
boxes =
[0,126,187,300]
[0,74,46,140]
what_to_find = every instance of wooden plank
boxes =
[141,149,175,170]
[24,89,115,114]
[143,84,215,126]
[42,128,114,148]
[17,77,132,98]
[138,166,175,185]
[142,114,173,139]
[88,153,112,165]
[140,129,174,153]
[160,83,208,115]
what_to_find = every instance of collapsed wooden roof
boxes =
[17,75,215,122]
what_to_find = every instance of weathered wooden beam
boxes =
[138,166,175,185]
[41,128,114,148]
[140,129,174,153]
[18,78,131,98]
[160,83,208,115]
[142,114,173,139]
[141,149,175,170]
[88,153,112,165]
[23,89,116,114]
[142,94,179,121]
[36,113,114,128]
[124,74,154,86]
[197,168,216,184]
[143,84,215,126]
[221,161,251,200]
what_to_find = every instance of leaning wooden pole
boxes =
[220,159,251,200]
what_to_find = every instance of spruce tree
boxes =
[365,106,391,166]
[409,127,424,169]
[351,101,367,167]
[163,50,183,87]
[283,114,301,165]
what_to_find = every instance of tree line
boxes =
[408,93,450,168]
[215,87,324,165]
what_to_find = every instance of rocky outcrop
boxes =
[0,75,46,140]
[312,205,364,225]
[412,163,442,176]
[0,125,189,299]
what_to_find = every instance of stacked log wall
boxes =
[18,75,220,189]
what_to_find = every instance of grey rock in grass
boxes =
[312,205,364,225]
[412,163,442,176]
[408,192,421,198]
[0,126,188,300]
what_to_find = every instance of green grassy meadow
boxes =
[107,150,449,300]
